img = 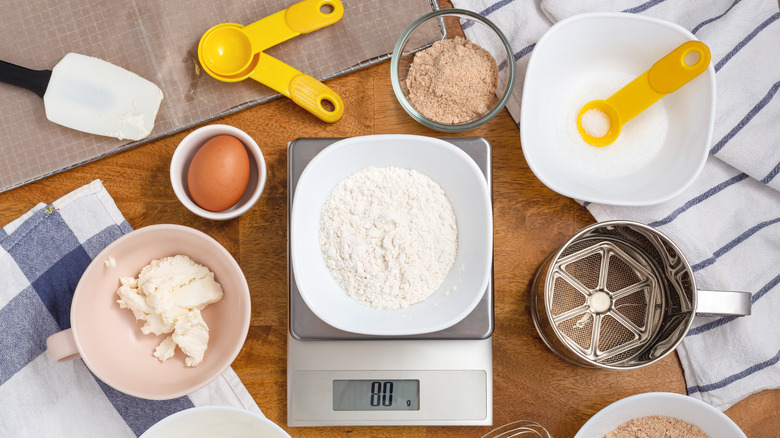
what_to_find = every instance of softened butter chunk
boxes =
[117,254,223,367]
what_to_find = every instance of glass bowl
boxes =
[391,9,516,132]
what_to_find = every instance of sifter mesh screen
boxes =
[606,256,640,291]
[551,277,586,316]
[598,315,636,352]
[614,289,650,329]
[558,315,592,350]
[565,253,601,289]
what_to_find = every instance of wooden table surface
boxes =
[1,7,778,438]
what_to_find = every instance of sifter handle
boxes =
[695,290,752,317]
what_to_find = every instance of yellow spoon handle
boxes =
[606,40,711,124]
[250,53,344,123]
[242,0,344,53]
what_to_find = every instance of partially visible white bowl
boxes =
[521,13,715,206]
[290,134,493,336]
[170,124,267,220]
[574,392,746,438]
[140,406,291,438]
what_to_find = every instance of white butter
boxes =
[117,255,223,367]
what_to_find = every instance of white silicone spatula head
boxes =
[43,53,164,141]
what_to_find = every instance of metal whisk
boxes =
[481,420,552,438]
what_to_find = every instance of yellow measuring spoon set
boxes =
[198,0,345,123]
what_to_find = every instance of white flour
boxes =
[319,166,458,309]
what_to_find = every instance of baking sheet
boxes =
[0,0,439,192]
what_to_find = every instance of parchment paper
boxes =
[0,0,439,192]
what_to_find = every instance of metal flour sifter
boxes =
[531,220,752,370]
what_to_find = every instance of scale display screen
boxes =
[333,380,420,411]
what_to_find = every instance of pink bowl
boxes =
[46,224,251,400]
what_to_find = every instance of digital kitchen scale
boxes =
[287,137,494,427]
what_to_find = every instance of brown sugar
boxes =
[405,36,498,125]
[605,415,709,438]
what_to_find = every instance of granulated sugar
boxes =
[581,108,611,138]
[406,36,498,124]
[319,167,458,309]
[605,415,709,438]
[550,70,669,179]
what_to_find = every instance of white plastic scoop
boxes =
[0,53,163,141]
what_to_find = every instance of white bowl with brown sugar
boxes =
[574,392,746,438]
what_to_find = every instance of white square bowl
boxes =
[290,135,492,336]
[521,13,715,206]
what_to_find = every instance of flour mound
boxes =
[319,167,458,309]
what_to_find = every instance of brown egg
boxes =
[187,135,251,212]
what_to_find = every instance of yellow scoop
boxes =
[198,0,344,123]
[577,40,711,147]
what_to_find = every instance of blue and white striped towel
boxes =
[452,0,780,411]
[0,180,261,436]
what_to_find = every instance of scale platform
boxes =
[287,137,494,427]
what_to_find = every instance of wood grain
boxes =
[1,4,778,436]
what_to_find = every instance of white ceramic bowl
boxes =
[521,13,715,206]
[574,392,746,437]
[170,124,267,220]
[140,406,291,438]
[290,134,493,336]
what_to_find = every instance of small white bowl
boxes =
[140,406,291,438]
[290,134,493,336]
[170,124,267,220]
[574,392,746,437]
[521,13,715,206]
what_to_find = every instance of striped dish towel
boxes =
[452,0,780,411]
[0,180,260,436]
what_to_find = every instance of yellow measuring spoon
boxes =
[197,0,345,123]
[577,40,711,147]
[197,41,344,123]
[199,0,344,77]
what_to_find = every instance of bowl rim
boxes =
[290,134,493,336]
[390,8,516,132]
[170,124,267,220]
[519,12,715,206]
[71,224,251,400]
[573,392,747,437]
[140,406,291,438]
